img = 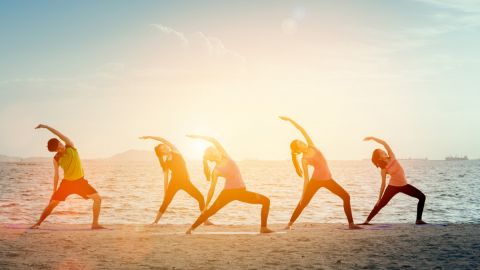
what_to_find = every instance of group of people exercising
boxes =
[31,116,427,233]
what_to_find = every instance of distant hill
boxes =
[0,155,21,162]
[106,149,156,162]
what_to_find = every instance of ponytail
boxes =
[203,155,211,181]
[291,152,303,177]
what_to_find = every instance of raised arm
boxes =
[139,136,179,152]
[363,136,395,158]
[186,134,229,157]
[35,124,74,147]
[279,116,314,146]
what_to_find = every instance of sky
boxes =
[1,0,480,160]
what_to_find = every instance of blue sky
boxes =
[1,0,479,160]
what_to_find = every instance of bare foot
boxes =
[203,220,214,226]
[284,223,293,230]
[349,224,363,230]
[415,220,427,225]
[148,221,159,226]
[185,228,193,235]
[260,227,274,234]
[30,224,40,229]
[360,221,372,225]
[91,224,106,230]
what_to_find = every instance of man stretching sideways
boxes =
[31,124,105,229]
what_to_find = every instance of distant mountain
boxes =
[0,154,21,162]
[106,149,156,162]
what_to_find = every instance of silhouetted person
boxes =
[280,116,361,230]
[362,137,426,225]
[185,135,274,234]
[31,124,104,229]
[139,136,212,225]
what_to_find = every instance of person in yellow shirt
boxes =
[31,124,105,229]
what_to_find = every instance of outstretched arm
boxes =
[139,136,179,152]
[377,170,387,204]
[52,159,60,194]
[35,124,74,147]
[301,159,309,196]
[363,136,395,158]
[163,169,170,197]
[205,172,219,209]
[186,134,229,157]
[279,116,314,146]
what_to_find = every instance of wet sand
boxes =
[1,223,479,269]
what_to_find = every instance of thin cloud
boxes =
[151,23,246,64]
[150,24,189,47]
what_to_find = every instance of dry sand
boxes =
[1,223,479,269]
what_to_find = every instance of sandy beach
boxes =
[1,223,478,269]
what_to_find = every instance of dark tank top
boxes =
[166,152,190,182]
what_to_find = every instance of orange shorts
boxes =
[51,178,97,201]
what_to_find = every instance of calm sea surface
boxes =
[1,159,479,225]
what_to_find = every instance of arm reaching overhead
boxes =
[363,136,395,158]
[279,116,315,146]
[187,134,229,157]
[139,136,179,152]
[36,124,74,147]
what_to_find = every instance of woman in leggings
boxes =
[185,135,274,234]
[362,137,426,225]
[140,136,212,225]
[280,116,361,230]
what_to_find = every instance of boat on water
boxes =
[445,156,469,161]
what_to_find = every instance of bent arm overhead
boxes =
[187,134,229,157]
[364,136,395,158]
[279,116,315,146]
[139,136,179,152]
[36,124,74,147]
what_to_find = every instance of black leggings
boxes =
[366,184,426,222]
[289,179,354,224]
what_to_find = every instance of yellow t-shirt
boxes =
[55,146,84,181]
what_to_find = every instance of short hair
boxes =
[47,138,60,152]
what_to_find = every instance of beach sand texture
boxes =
[1,223,478,269]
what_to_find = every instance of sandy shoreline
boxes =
[1,223,479,269]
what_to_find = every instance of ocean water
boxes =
[0,159,479,225]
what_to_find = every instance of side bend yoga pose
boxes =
[280,116,361,230]
[140,136,212,225]
[31,124,104,229]
[362,137,427,225]
[185,135,274,234]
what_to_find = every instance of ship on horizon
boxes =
[445,155,469,161]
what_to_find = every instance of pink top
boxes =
[303,147,332,181]
[385,158,408,187]
[214,157,246,190]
